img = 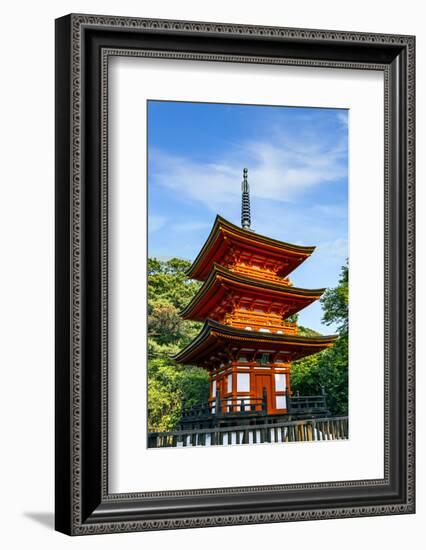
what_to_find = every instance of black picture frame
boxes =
[55,13,415,535]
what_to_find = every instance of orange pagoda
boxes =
[174,169,337,429]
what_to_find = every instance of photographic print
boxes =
[55,16,415,533]
[147,100,349,448]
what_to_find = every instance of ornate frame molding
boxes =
[55,14,415,535]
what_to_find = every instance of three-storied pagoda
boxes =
[174,169,337,427]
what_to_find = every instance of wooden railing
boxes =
[288,393,329,415]
[231,263,291,285]
[223,310,298,335]
[148,416,349,448]
[180,390,329,425]
[180,395,266,424]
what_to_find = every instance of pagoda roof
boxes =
[180,264,325,321]
[174,319,338,366]
[186,215,315,281]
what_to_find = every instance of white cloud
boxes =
[312,204,348,219]
[235,197,347,248]
[173,221,211,232]
[336,110,349,128]
[149,129,348,213]
[148,214,167,233]
[315,238,348,262]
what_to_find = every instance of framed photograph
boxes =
[55,14,415,535]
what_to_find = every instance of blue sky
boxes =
[147,101,348,334]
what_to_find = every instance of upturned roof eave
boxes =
[179,263,326,320]
[186,215,316,280]
[173,318,338,364]
[205,318,338,344]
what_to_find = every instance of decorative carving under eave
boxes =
[223,308,299,335]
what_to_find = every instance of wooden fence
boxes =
[148,416,348,448]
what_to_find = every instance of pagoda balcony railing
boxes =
[231,263,291,285]
[287,392,329,416]
[180,389,329,426]
[224,311,298,335]
[180,394,267,425]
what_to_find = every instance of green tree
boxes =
[291,263,349,415]
[147,258,208,431]
[297,325,320,337]
[147,357,209,431]
[321,264,348,334]
[148,257,201,311]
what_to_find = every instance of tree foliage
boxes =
[321,263,349,334]
[291,263,349,415]
[147,258,209,431]
[148,358,209,431]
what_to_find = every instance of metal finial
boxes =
[241,168,251,230]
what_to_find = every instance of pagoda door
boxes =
[255,374,273,414]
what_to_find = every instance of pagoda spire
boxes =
[241,168,252,230]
